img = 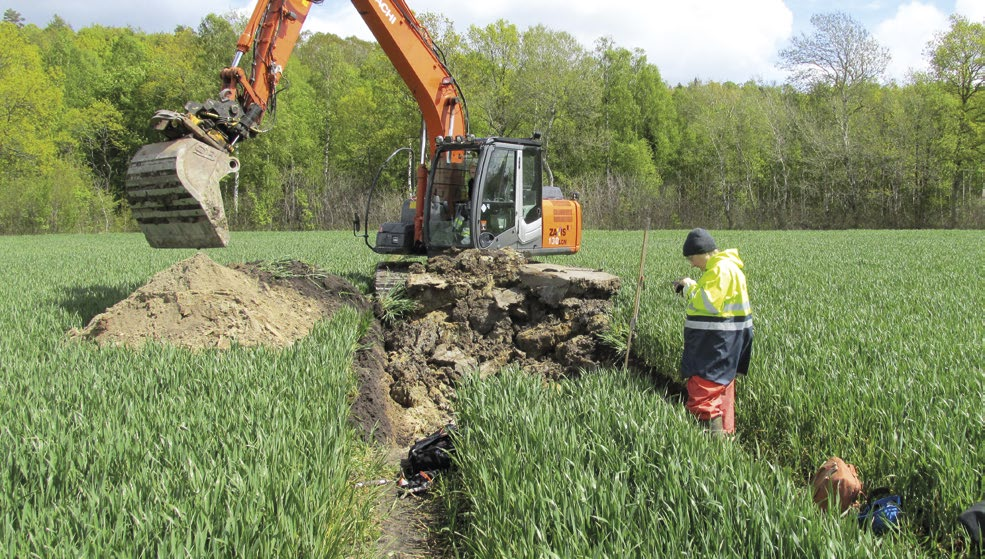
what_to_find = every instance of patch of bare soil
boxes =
[370,449,450,559]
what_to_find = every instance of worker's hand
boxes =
[672,277,696,295]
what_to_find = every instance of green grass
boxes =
[1,230,982,557]
[449,368,922,558]
[542,229,985,556]
[375,283,418,324]
[0,232,383,557]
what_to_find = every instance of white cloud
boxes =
[874,2,949,82]
[305,0,795,85]
[303,1,369,40]
[955,0,985,22]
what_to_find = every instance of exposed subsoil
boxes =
[381,249,621,441]
[71,249,622,557]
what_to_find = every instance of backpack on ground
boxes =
[858,487,903,535]
[959,500,985,552]
[407,423,457,473]
[811,456,864,513]
[397,424,457,495]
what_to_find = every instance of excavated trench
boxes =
[378,249,621,442]
[72,249,621,444]
[71,248,622,555]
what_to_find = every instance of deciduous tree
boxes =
[779,12,890,225]
[926,14,985,226]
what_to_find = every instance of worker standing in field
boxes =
[672,228,753,435]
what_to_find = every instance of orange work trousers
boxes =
[685,376,736,434]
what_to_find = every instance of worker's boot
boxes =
[708,415,725,435]
[699,416,725,436]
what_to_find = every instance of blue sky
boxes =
[7,1,985,85]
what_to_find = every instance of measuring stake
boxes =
[625,224,649,370]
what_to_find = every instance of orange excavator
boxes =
[125,0,582,257]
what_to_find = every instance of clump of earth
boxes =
[380,249,621,441]
[70,249,621,445]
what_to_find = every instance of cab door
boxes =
[473,143,544,250]
[516,146,543,247]
[474,145,519,248]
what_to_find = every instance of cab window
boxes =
[479,148,516,237]
[521,148,542,224]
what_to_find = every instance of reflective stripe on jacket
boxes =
[681,249,753,385]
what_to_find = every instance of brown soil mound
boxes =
[380,249,621,443]
[72,252,366,349]
[70,252,407,443]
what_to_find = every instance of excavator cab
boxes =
[422,136,581,256]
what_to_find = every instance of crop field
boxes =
[0,233,385,557]
[1,230,983,557]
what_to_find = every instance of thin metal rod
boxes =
[625,224,649,370]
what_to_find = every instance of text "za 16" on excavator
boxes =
[124,0,582,257]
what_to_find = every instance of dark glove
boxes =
[672,277,695,295]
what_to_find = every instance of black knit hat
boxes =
[682,228,717,257]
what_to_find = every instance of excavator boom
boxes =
[352,0,466,158]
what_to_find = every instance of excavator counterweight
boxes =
[125,138,239,248]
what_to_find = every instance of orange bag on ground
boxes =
[811,456,863,513]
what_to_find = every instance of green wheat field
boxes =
[1,230,982,557]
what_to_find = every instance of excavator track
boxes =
[373,261,418,298]
[125,138,239,249]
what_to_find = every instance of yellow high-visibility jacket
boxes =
[681,249,753,384]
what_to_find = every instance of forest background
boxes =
[0,7,983,235]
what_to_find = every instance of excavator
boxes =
[124,0,582,258]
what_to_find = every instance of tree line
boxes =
[0,8,983,235]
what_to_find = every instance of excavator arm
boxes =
[351,0,466,158]
[126,0,580,259]
[146,0,314,152]
[126,0,315,248]
[224,0,313,130]
[125,0,469,249]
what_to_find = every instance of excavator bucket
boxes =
[125,138,239,249]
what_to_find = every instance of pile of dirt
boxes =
[71,252,368,349]
[380,249,621,442]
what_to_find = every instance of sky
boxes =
[7,0,985,86]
